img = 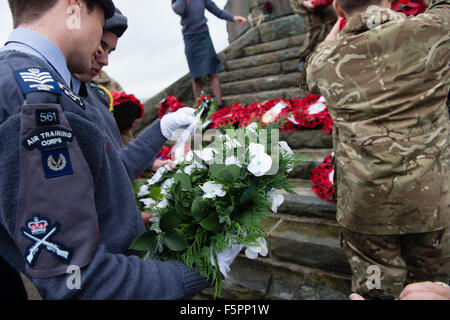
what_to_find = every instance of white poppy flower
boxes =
[173,146,186,163]
[139,197,156,209]
[147,166,167,185]
[248,143,266,156]
[201,147,215,162]
[248,152,273,177]
[160,178,175,198]
[225,139,242,150]
[156,198,168,209]
[278,141,294,173]
[245,238,268,259]
[267,189,285,213]
[201,182,226,199]
[225,156,242,167]
[184,161,206,175]
[137,185,150,197]
[185,150,194,162]
[278,141,293,155]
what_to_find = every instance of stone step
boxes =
[277,178,337,220]
[226,47,301,71]
[290,148,333,180]
[196,255,351,300]
[218,59,300,84]
[222,87,309,106]
[264,215,351,275]
[221,73,301,96]
[222,14,307,61]
[243,34,305,57]
[280,130,333,149]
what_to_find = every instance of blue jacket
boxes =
[172,0,235,35]
[0,49,209,299]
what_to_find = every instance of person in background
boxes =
[172,0,247,109]
[302,0,449,299]
[289,0,338,72]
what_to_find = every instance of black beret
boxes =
[95,0,115,19]
[104,7,128,38]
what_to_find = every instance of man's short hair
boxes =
[8,0,97,28]
[337,0,383,15]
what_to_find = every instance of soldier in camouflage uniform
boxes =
[302,0,450,299]
[289,0,337,72]
[93,69,124,93]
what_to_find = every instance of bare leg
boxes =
[208,73,222,106]
[192,78,203,100]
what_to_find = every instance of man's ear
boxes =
[333,0,347,19]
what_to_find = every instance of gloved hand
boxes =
[160,107,196,140]
[210,241,244,279]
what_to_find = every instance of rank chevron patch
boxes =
[14,68,62,95]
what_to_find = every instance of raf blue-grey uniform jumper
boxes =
[0,29,209,299]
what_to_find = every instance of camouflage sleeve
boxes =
[424,0,450,8]
[300,40,337,95]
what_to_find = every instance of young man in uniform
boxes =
[73,7,174,224]
[302,0,449,299]
[0,0,242,299]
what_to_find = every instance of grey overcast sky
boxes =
[0,0,230,102]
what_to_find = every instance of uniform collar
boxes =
[342,6,406,34]
[3,28,72,88]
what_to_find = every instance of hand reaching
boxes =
[160,107,196,140]
[233,15,247,25]
[349,281,450,300]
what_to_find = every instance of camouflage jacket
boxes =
[302,1,450,235]
[92,70,124,93]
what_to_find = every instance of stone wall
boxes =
[225,0,294,41]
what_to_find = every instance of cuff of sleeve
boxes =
[223,11,235,22]
[138,120,167,151]
[175,261,211,298]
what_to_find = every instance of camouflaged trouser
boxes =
[340,226,450,299]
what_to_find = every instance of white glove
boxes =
[210,242,244,279]
[160,107,196,140]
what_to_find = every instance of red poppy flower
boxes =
[195,95,212,109]
[110,90,145,132]
[158,96,186,119]
[156,145,173,160]
[391,0,427,16]
[311,153,336,202]
[210,103,247,129]
[339,18,347,31]
[312,0,333,8]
